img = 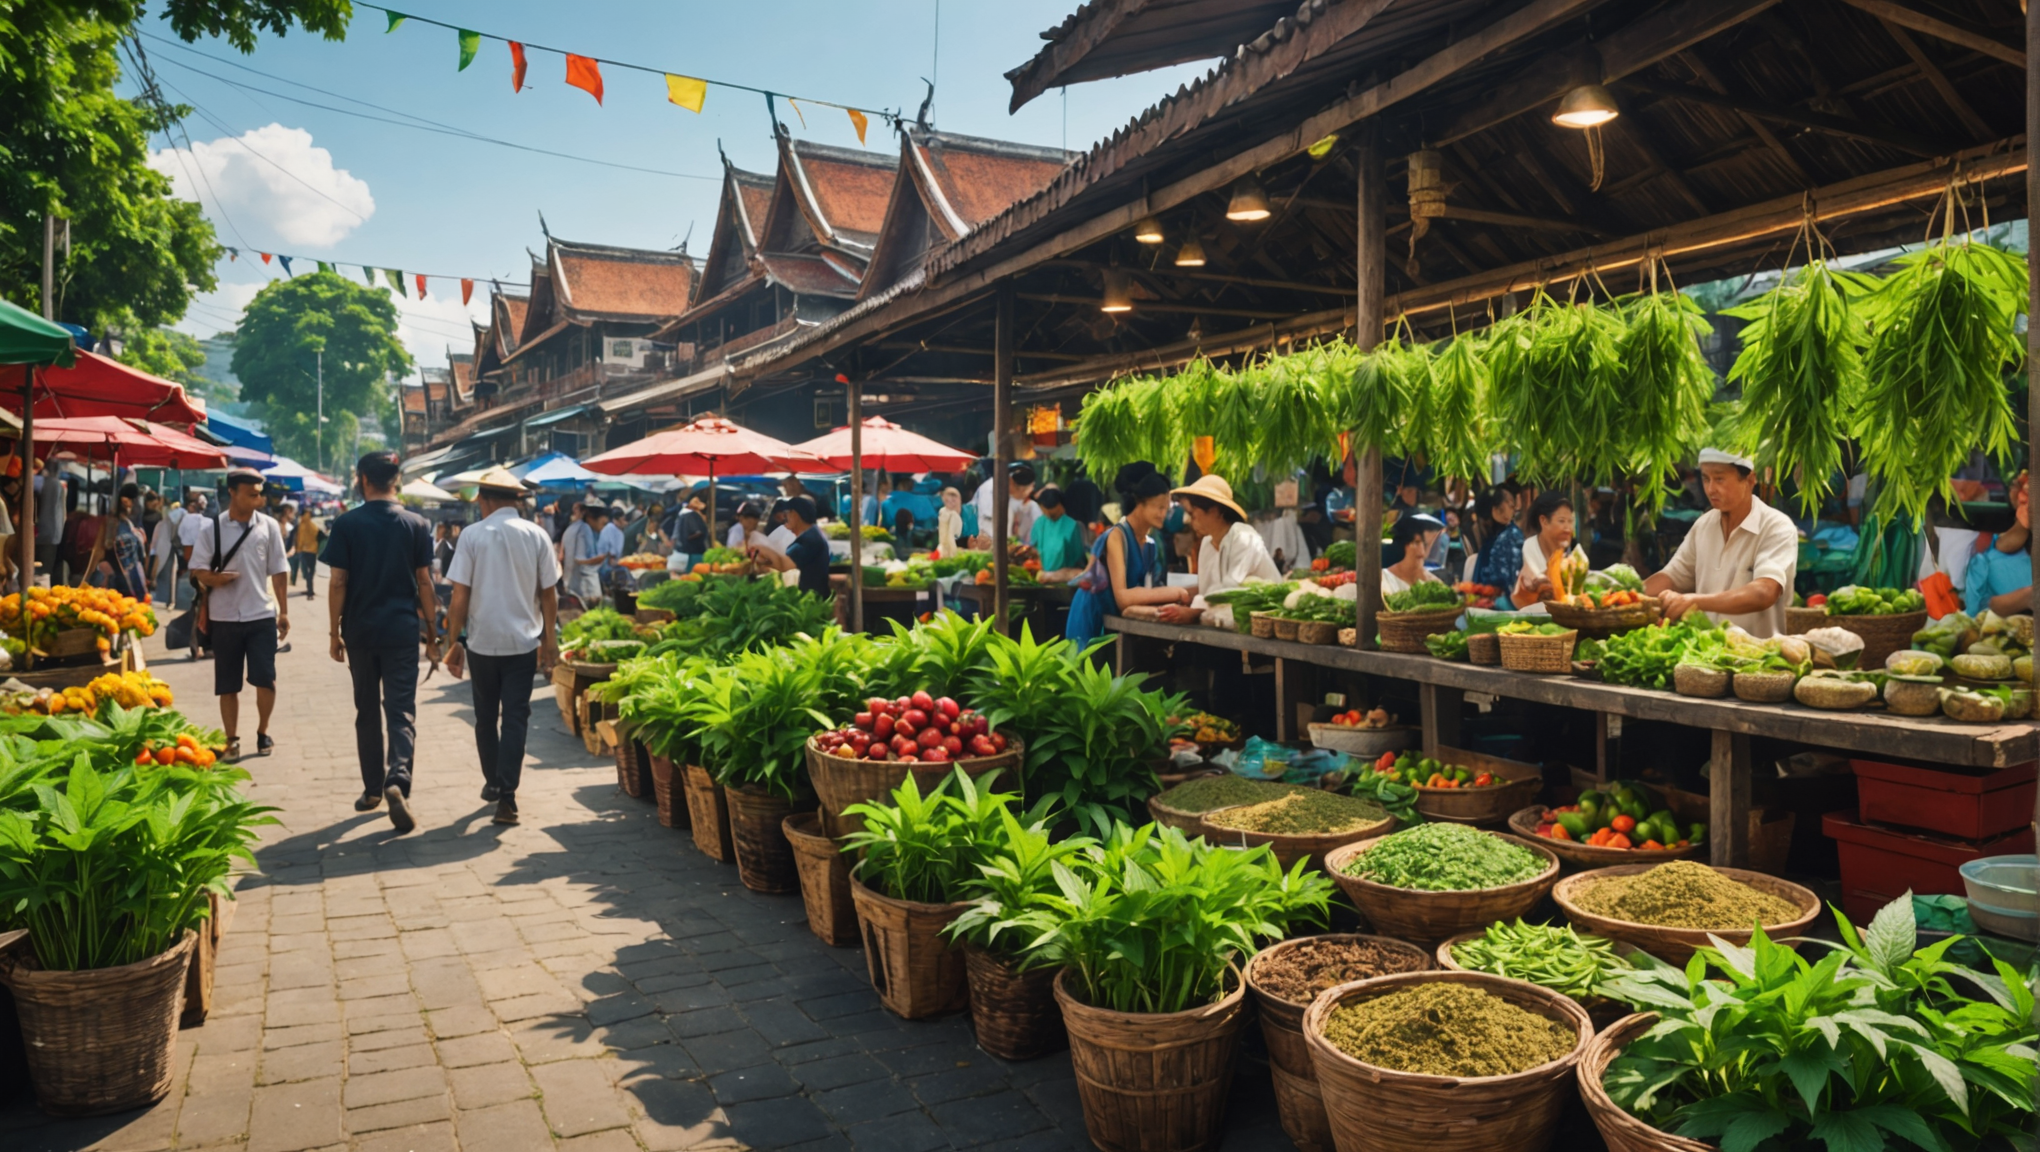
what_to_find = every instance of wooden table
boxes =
[1106,615,2037,868]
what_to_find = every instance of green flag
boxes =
[385,11,406,32]
[362,265,376,285]
[458,29,480,71]
[317,261,333,274]
[385,267,406,296]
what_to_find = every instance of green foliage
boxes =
[644,577,836,660]
[1324,336,1417,461]
[1486,289,1629,486]
[692,639,847,801]
[1618,291,1715,511]
[1599,897,2037,1152]
[231,272,410,466]
[560,607,638,649]
[1418,334,1492,488]
[117,327,208,392]
[840,768,1023,905]
[944,803,1093,964]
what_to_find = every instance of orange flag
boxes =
[847,108,869,145]
[259,252,272,264]
[415,274,428,299]
[509,41,527,92]
[460,278,474,305]
[565,54,603,104]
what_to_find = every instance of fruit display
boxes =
[617,553,667,570]
[2,670,175,716]
[0,585,157,650]
[812,691,1006,765]
[1170,711,1240,744]
[1450,581,1502,609]
[133,730,219,768]
[1324,707,1394,729]
[1311,569,1357,590]
[1565,588,1646,609]
[1496,620,1570,637]
[1823,585,1924,616]
[1361,750,1502,790]
[1531,781,1701,850]
[692,546,749,576]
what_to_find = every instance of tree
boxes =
[0,2,349,332]
[232,271,409,470]
[118,326,205,385]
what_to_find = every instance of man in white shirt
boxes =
[561,504,608,606]
[188,470,291,761]
[151,494,186,607]
[596,507,625,594]
[1645,448,1799,637]
[971,462,1040,550]
[443,468,560,826]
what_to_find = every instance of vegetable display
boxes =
[1320,982,1576,1077]
[1170,711,1239,744]
[1534,780,1700,850]
[1203,789,1387,835]
[1449,920,1632,1001]
[1423,630,1469,661]
[1450,581,1502,609]
[1383,582,1462,613]
[1152,775,1303,815]
[1363,750,1502,790]
[1598,615,1722,689]
[812,690,1003,765]
[1323,707,1393,730]
[1824,584,1924,616]
[1253,937,1429,1005]
[1344,823,1546,891]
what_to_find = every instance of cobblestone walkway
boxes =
[0,573,1289,1151]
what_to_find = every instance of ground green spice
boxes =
[1321,983,1576,1077]
[1572,861,1801,930]
[1344,823,1546,891]
[1206,790,1388,835]
[1155,775,1304,814]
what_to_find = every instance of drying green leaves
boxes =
[1618,291,1714,511]
[1418,334,1492,488]
[1487,289,1628,486]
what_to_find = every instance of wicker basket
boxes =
[1671,663,1730,698]
[1434,931,1632,1032]
[1323,833,1561,947]
[1250,611,1278,639]
[1467,632,1501,665]
[1829,609,1928,667]
[1272,616,1303,642]
[1505,806,1701,870]
[1306,723,1416,758]
[1543,596,1664,638]
[1377,608,1464,654]
[725,785,803,895]
[611,721,651,798]
[1784,605,1827,635]
[1055,969,1246,1152]
[1412,745,1545,827]
[648,755,688,829]
[1552,864,1820,965]
[1146,778,1302,835]
[806,736,1023,839]
[552,664,581,733]
[1733,669,1797,703]
[681,763,733,863]
[1578,1014,1715,1152]
[1245,935,1433,1152]
[1297,619,1342,645]
[963,946,1065,1061]
[0,930,196,1115]
[849,879,970,1020]
[1302,971,1592,1152]
[180,890,230,1028]
[1200,804,1394,873]
[1497,629,1578,673]
[783,813,858,947]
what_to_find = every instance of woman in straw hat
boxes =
[1160,474,1278,626]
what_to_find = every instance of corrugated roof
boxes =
[550,237,697,321]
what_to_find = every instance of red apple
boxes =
[892,734,915,755]
[936,697,959,719]
[942,736,963,756]
[902,709,929,730]
[867,698,888,716]
[969,735,995,757]
[872,714,895,739]
[853,712,872,730]
[894,716,917,737]
[895,696,911,712]
[921,747,950,764]
[990,733,1007,752]
[867,744,889,761]
[917,727,943,749]
[911,690,935,712]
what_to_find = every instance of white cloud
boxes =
[150,124,374,248]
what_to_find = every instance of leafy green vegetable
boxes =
[1450,919,1633,1001]
[1598,616,1722,690]
[1486,289,1628,486]
[1384,582,1462,613]
[1417,334,1492,488]
[1322,540,1356,570]
[1345,823,1546,891]
[840,768,1023,905]
[1424,631,1469,661]
[1617,291,1714,512]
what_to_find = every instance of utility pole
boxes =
[41,215,57,320]
[316,348,324,475]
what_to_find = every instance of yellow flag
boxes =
[665,74,707,113]
[847,108,868,145]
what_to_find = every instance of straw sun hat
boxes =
[1170,474,1249,522]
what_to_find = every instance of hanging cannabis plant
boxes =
[1618,289,1715,510]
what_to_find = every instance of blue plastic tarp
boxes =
[206,411,274,455]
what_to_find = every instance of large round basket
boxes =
[1413,774,1544,827]
[0,930,196,1115]
[849,879,970,1020]
[963,946,1065,1061]
[1552,864,1820,965]
[724,785,805,895]
[1505,806,1701,870]
[1302,970,1592,1152]
[1784,605,1827,635]
[1543,596,1664,638]
[1200,804,1394,873]
[1323,833,1560,947]
[1245,935,1433,1152]
[1378,608,1465,654]
[1578,1014,1714,1152]
[1466,632,1501,665]
[1434,931,1632,1032]
[1497,629,1578,673]
[648,754,689,829]
[783,813,858,947]
[807,735,1024,839]
[681,763,733,863]
[1054,968,1247,1152]
[1145,778,1299,835]
[1829,609,1928,668]
[1305,723,1416,758]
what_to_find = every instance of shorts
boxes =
[211,617,278,695]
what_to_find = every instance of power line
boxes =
[156,76,371,224]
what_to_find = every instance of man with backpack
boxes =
[188,470,291,762]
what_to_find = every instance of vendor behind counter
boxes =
[1160,475,1278,626]
[1643,448,1798,637]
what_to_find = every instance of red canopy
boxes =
[581,416,826,477]
[7,349,205,424]
[791,416,976,473]
[36,416,229,469]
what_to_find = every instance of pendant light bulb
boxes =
[1132,216,1164,244]
[1174,237,1207,267]
[1551,84,1620,129]
[1225,176,1272,221]
[1101,267,1134,314]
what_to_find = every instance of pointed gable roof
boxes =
[760,134,899,259]
[861,126,1075,301]
[695,162,777,303]
[548,236,697,322]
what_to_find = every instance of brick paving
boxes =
[0,572,1292,1151]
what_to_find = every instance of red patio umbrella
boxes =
[582,416,827,546]
[6,349,206,424]
[35,416,228,469]
[791,416,977,473]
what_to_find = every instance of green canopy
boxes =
[0,299,76,368]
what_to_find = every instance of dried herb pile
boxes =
[1573,861,1800,929]
[1206,790,1387,836]
[1153,775,1302,815]
[1344,823,1546,891]
[1253,937,1429,1006]
[1320,982,1576,1077]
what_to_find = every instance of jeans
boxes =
[468,649,537,797]
[154,556,181,608]
[348,644,419,797]
[293,552,317,594]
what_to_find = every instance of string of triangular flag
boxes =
[226,247,528,304]
[365,3,889,145]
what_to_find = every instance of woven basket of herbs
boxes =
[1505,806,1701,870]
[1496,628,1578,674]
[1552,861,1818,965]
[1377,608,1464,654]
[1146,775,1305,835]
[1301,970,1593,1152]
[1200,790,1394,872]
[1576,1014,1715,1152]
[1323,824,1559,947]
[1436,921,1636,1033]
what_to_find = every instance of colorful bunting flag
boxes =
[457,29,480,71]
[565,54,603,104]
[385,10,406,32]
[259,251,272,264]
[415,274,428,298]
[277,255,293,275]
[461,278,475,305]
[509,41,527,92]
[847,108,869,145]
[385,268,405,296]
[788,98,807,129]
[317,261,333,273]
[362,265,376,285]
[665,74,707,113]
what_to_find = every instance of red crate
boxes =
[1849,758,2035,841]
[1822,810,2035,926]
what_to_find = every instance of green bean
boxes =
[1449,919,1632,1000]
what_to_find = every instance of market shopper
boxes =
[1030,487,1086,577]
[1066,464,1187,646]
[667,492,709,571]
[936,487,963,554]
[1964,473,2031,616]
[1381,513,1446,596]
[1468,490,1522,588]
[971,462,1039,550]
[1159,475,1279,624]
[443,467,560,827]
[562,503,608,607]
[747,495,831,596]
[189,469,291,762]
[322,452,438,833]
[1511,493,1576,610]
[726,502,764,551]
[93,483,150,599]
[1643,448,1798,636]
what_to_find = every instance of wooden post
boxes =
[18,366,32,618]
[1709,728,1752,868]
[992,286,1014,634]
[1353,123,1386,651]
[1419,683,1461,757]
[848,377,863,634]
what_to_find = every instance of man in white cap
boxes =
[1644,448,1798,637]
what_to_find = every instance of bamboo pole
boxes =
[1353,124,1386,651]
[992,286,1014,635]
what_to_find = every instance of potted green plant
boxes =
[944,803,1092,1060]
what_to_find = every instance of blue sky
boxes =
[135,1,1214,371]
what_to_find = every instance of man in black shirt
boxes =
[748,495,831,596]
[321,452,439,833]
